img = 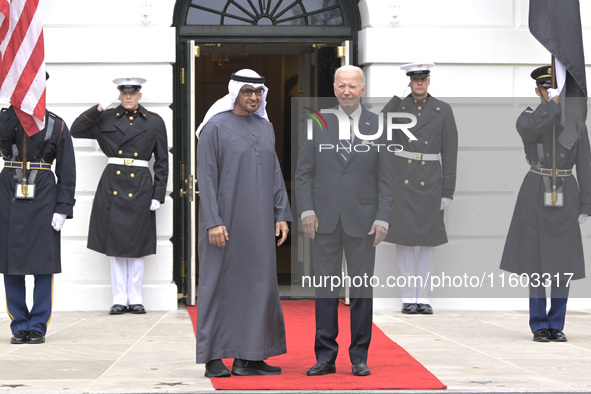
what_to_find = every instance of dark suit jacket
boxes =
[295,106,394,238]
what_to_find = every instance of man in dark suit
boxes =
[295,65,394,376]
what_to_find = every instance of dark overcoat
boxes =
[0,106,76,275]
[500,100,591,280]
[70,105,168,257]
[382,95,458,246]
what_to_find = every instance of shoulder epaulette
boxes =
[147,110,162,119]
[525,107,534,114]
[47,110,61,120]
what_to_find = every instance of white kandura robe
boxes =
[196,111,291,363]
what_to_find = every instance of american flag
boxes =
[0,0,46,136]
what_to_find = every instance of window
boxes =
[187,0,344,26]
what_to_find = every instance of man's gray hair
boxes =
[334,65,366,86]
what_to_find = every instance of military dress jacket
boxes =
[70,104,168,257]
[500,100,591,280]
[0,106,76,275]
[383,94,458,246]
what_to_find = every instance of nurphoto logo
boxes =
[304,109,418,153]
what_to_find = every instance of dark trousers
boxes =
[313,221,375,364]
[529,282,569,332]
[4,274,53,334]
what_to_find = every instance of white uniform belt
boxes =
[395,151,440,161]
[107,157,149,167]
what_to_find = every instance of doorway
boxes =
[172,0,361,305]
[193,44,341,284]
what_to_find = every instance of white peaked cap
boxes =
[400,62,435,78]
[113,77,147,90]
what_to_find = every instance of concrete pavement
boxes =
[1,303,590,393]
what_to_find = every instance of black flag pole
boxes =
[550,55,558,204]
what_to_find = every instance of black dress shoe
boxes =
[401,303,419,314]
[231,359,281,375]
[533,328,551,342]
[307,361,336,376]
[10,330,28,344]
[204,359,231,377]
[128,304,147,314]
[417,303,433,314]
[109,304,128,315]
[26,330,45,344]
[549,329,568,342]
[352,362,371,376]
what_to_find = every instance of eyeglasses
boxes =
[240,88,265,97]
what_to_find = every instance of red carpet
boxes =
[186,300,446,390]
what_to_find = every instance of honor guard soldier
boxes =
[381,63,459,315]
[501,65,591,342]
[71,77,169,315]
[0,104,76,344]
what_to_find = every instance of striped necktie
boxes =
[339,115,354,163]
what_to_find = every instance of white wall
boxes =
[358,0,591,310]
[3,0,591,313]
[0,0,178,312]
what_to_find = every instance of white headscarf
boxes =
[195,69,269,137]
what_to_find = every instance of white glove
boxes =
[51,213,67,231]
[547,88,559,99]
[440,197,452,210]
[578,214,588,224]
[150,199,161,211]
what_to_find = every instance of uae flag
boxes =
[0,0,46,136]
[529,0,587,150]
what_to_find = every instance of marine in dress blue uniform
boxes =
[381,63,458,315]
[70,78,168,315]
[0,106,76,344]
[500,66,591,342]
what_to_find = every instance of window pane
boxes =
[186,0,344,26]
[187,7,221,25]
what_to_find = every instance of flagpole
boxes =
[550,55,558,205]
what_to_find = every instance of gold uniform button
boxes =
[408,138,412,143]
[128,193,133,198]
[421,161,426,165]
[130,173,135,178]
[420,182,425,186]
[134,152,138,157]
[118,150,123,155]
[116,170,121,175]
[113,191,118,195]
[129,122,133,125]
[408,159,412,164]
[404,180,409,184]
[424,141,429,145]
